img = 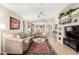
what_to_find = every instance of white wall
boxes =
[0,5,24,54]
[0,5,23,33]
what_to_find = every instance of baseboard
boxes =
[0,52,7,55]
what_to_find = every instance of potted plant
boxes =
[58,7,79,24]
[58,12,65,19]
[58,12,65,24]
[64,7,79,23]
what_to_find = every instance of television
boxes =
[65,26,79,40]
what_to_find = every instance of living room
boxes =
[0,3,79,55]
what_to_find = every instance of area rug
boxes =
[26,41,55,55]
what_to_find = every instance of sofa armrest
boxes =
[6,38,24,54]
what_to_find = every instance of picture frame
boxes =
[10,17,20,29]
[55,24,57,29]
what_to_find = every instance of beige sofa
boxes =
[33,31,47,38]
[6,32,33,54]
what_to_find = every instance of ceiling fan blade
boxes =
[37,12,41,18]
[43,14,47,17]
[37,11,47,18]
[37,15,40,18]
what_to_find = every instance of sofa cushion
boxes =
[6,34,16,39]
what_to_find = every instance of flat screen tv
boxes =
[65,26,79,40]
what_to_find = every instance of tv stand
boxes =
[63,37,79,52]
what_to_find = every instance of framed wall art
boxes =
[10,17,20,29]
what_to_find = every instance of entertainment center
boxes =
[63,26,79,52]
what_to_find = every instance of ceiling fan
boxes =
[37,11,47,18]
[37,3,47,19]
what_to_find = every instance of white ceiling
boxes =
[1,3,69,21]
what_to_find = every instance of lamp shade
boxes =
[0,23,7,30]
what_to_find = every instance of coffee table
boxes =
[33,37,46,43]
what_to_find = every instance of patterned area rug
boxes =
[25,41,56,55]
